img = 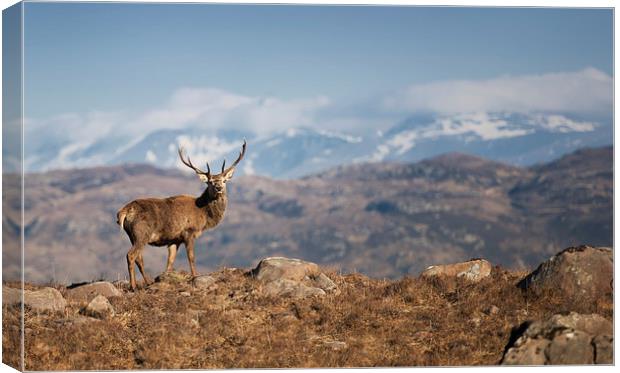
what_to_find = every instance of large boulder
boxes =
[250,257,338,298]
[3,286,66,312]
[251,257,320,282]
[420,259,492,282]
[518,246,613,302]
[502,312,613,365]
[66,281,123,302]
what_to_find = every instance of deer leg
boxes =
[165,244,178,273]
[126,245,141,291]
[185,240,198,278]
[136,251,152,286]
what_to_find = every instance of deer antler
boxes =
[222,140,247,175]
[178,147,211,178]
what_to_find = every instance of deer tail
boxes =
[117,209,128,232]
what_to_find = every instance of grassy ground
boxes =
[2,266,613,370]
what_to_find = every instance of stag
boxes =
[117,140,246,290]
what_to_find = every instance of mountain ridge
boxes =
[3,146,612,284]
[21,111,613,179]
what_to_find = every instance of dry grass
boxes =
[2,266,612,370]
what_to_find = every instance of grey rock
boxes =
[26,287,67,312]
[519,245,613,303]
[263,279,326,298]
[251,257,320,282]
[592,335,613,364]
[155,271,192,284]
[192,275,216,289]
[312,273,339,294]
[502,312,612,365]
[502,338,549,365]
[2,286,21,306]
[83,295,115,319]
[4,286,67,312]
[547,330,593,365]
[67,281,122,302]
[421,259,492,282]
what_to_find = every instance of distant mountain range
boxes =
[4,146,612,284]
[23,111,612,178]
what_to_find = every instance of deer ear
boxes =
[222,168,235,181]
[198,174,209,182]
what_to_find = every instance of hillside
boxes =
[2,146,612,284]
[2,248,613,370]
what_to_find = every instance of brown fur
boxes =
[117,142,245,290]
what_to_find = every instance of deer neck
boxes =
[196,189,228,228]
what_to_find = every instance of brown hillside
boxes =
[2,263,612,370]
[2,146,612,284]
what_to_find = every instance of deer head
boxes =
[178,140,247,197]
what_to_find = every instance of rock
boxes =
[263,279,326,298]
[323,341,347,351]
[83,295,115,319]
[192,275,216,289]
[155,271,192,284]
[180,291,191,297]
[4,286,67,312]
[421,259,492,282]
[501,312,612,365]
[251,257,337,298]
[311,273,339,294]
[592,335,613,364]
[484,305,500,315]
[547,330,593,364]
[502,338,549,365]
[23,288,67,312]
[518,245,613,303]
[2,286,67,311]
[54,314,101,327]
[546,312,612,336]
[2,286,21,306]
[67,281,122,302]
[251,257,320,282]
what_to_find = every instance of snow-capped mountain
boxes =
[363,112,612,166]
[22,111,612,178]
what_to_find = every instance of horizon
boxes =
[16,143,613,177]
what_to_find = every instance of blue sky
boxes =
[24,3,613,119]
[13,2,613,173]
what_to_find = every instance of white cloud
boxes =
[24,88,329,170]
[383,68,612,115]
[133,88,329,137]
[174,134,241,174]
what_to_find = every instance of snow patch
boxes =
[316,129,362,143]
[530,114,596,133]
[145,150,157,163]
